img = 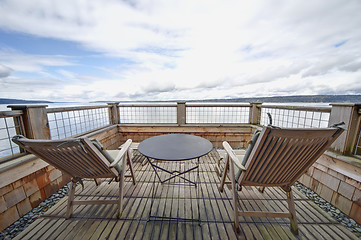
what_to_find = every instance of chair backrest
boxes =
[13,136,116,178]
[240,126,343,187]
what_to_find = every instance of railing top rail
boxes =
[0,110,23,118]
[118,102,177,107]
[260,104,331,112]
[46,105,109,113]
[186,102,252,107]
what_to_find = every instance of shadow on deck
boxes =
[14,151,358,240]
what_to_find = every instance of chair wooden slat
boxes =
[266,138,302,185]
[279,137,323,184]
[258,136,292,184]
[251,136,283,183]
[268,138,309,185]
[243,127,272,182]
[218,125,344,234]
[12,136,137,219]
[284,137,325,184]
[254,137,291,184]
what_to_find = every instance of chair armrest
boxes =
[110,139,132,167]
[222,141,246,171]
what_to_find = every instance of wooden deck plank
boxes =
[202,155,236,239]
[59,187,118,240]
[107,220,127,240]
[14,218,48,240]
[12,151,360,240]
[333,224,361,239]
[98,220,117,240]
[127,167,155,240]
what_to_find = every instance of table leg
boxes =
[147,157,201,222]
[147,158,198,186]
[197,157,201,225]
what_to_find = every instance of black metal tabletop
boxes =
[138,134,213,161]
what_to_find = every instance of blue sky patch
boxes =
[334,40,348,48]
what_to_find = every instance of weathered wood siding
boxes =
[298,152,361,225]
[0,162,70,231]
[116,125,256,149]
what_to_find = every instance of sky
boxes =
[0,0,361,102]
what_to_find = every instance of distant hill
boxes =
[0,98,53,104]
[198,95,361,103]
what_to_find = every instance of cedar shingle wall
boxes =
[0,165,71,231]
[299,154,361,225]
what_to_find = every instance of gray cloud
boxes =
[339,60,361,72]
[302,56,361,78]
[0,77,65,88]
[242,62,308,85]
[142,81,176,94]
[0,64,13,78]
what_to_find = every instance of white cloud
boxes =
[0,49,74,73]
[0,0,361,101]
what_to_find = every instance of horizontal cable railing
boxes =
[47,105,110,140]
[118,103,177,124]
[0,110,25,162]
[186,103,251,124]
[260,105,331,128]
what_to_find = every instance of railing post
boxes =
[329,103,361,155]
[177,101,186,125]
[107,102,120,125]
[8,105,51,139]
[249,102,262,125]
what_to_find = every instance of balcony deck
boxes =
[14,150,358,240]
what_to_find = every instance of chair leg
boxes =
[215,156,223,177]
[94,178,102,186]
[127,151,136,185]
[286,189,299,235]
[118,172,125,218]
[66,180,76,219]
[219,155,229,192]
[229,160,240,232]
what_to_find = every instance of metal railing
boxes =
[186,103,250,124]
[47,105,110,139]
[1,102,360,162]
[118,103,177,124]
[116,102,251,124]
[0,110,25,162]
[260,105,331,128]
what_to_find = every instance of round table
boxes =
[139,134,213,222]
[138,134,213,185]
[138,134,213,161]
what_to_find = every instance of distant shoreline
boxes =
[0,98,53,104]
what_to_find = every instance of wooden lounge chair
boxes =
[12,136,136,219]
[219,125,344,234]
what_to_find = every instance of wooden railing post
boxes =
[8,105,51,139]
[177,102,186,126]
[329,103,361,155]
[107,102,120,125]
[249,102,262,125]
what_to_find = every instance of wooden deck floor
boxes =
[14,151,358,240]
